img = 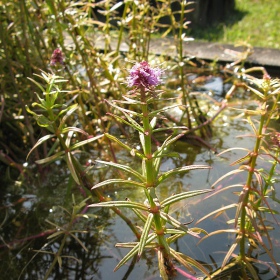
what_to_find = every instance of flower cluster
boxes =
[50,48,64,66]
[127,61,163,88]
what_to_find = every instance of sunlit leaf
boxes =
[61,127,89,136]
[27,134,55,160]
[105,99,139,116]
[158,250,169,280]
[58,104,79,128]
[197,229,239,244]
[107,113,144,133]
[211,169,244,189]
[138,213,154,259]
[70,134,104,150]
[89,201,148,211]
[196,203,238,225]
[114,234,156,271]
[65,152,80,184]
[246,85,265,100]
[91,179,145,190]
[221,238,240,269]
[161,190,212,208]
[157,165,210,184]
[95,160,145,182]
[105,133,144,159]
[159,212,190,234]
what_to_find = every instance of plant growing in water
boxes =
[89,61,212,279]
[197,71,280,279]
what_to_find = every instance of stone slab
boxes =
[95,37,280,71]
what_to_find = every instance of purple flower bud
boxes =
[127,61,163,88]
[50,48,64,66]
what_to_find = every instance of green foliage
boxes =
[1,1,280,279]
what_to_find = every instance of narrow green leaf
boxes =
[157,165,211,184]
[196,203,238,225]
[105,99,139,116]
[170,248,211,277]
[27,77,45,92]
[105,133,144,159]
[35,151,65,164]
[114,241,141,271]
[149,104,182,117]
[108,113,144,133]
[89,201,148,211]
[246,85,265,100]
[159,212,189,233]
[95,160,145,182]
[61,127,89,136]
[221,239,240,269]
[27,134,55,160]
[131,207,150,224]
[47,231,64,240]
[70,134,104,150]
[158,250,169,280]
[57,256,62,268]
[65,152,80,184]
[138,213,154,259]
[169,248,195,274]
[114,237,155,271]
[31,102,47,110]
[122,110,144,132]
[153,126,188,133]
[92,179,145,190]
[161,190,212,208]
[69,233,88,252]
[59,104,79,129]
[150,117,157,129]
[117,96,143,104]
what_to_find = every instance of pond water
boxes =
[1,76,279,280]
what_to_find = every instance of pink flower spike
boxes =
[127,61,163,88]
[50,48,64,66]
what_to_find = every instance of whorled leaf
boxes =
[91,179,145,190]
[27,134,55,160]
[35,151,65,165]
[161,190,212,208]
[95,160,145,182]
[114,234,157,271]
[88,201,148,211]
[138,213,154,259]
[105,133,144,159]
[157,165,211,185]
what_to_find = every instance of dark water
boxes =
[1,77,279,280]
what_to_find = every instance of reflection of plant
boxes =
[198,72,280,279]
[89,61,212,279]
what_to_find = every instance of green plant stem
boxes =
[140,87,170,257]
[239,107,266,260]
[178,1,191,127]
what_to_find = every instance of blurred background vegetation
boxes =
[188,0,280,49]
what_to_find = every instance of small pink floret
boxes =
[50,48,64,66]
[128,61,163,88]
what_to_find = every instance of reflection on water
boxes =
[1,86,279,280]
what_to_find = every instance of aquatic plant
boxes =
[89,61,212,279]
[1,1,280,279]
[197,70,280,279]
